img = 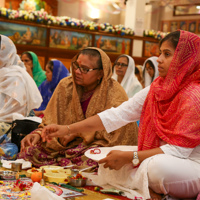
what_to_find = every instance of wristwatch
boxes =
[132,151,139,166]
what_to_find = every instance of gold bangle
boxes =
[66,125,71,136]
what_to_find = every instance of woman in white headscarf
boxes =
[142,56,159,87]
[0,35,42,124]
[112,55,142,98]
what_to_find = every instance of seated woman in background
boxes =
[142,56,159,87]
[19,47,138,169]
[41,31,200,199]
[0,35,42,127]
[112,54,142,98]
[34,60,70,117]
[21,51,46,87]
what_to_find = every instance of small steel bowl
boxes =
[69,177,87,187]
[0,171,17,180]
[11,163,22,172]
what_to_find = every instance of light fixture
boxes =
[112,2,120,10]
[87,2,100,19]
[196,6,200,9]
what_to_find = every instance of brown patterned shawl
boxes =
[39,47,138,151]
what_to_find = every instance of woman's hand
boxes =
[20,134,41,152]
[59,135,77,146]
[25,64,33,78]
[99,150,133,170]
[41,124,78,143]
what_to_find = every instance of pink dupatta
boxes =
[138,30,200,151]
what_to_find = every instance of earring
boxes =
[98,78,101,84]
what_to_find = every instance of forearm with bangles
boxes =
[30,128,42,137]
[66,115,105,136]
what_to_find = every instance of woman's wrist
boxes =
[66,125,71,136]
[121,151,134,164]
[30,129,42,138]
[66,125,79,137]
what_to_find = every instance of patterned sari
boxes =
[19,47,138,169]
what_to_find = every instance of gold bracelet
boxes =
[66,125,71,136]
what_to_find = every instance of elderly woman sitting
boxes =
[19,47,138,169]
[112,54,142,98]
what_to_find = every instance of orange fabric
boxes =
[138,30,200,150]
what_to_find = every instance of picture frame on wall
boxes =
[143,41,160,57]
[0,21,47,46]
[162,21,170,32]
[188,21,196,33]
[170,21,178,32]
[180,21,187,31]
[49,29,92,50]
[94,35,131,54]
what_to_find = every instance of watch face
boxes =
[132,158,139,166]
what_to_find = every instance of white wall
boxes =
[58,0,125,25]
[58,1,80,19]
[144,4,152,30]
[0,0,5,7]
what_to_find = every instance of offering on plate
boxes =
[90,148,101,154]
[31,167,40,172]
[70,173,87,180]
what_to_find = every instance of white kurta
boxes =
[97,86,200,199]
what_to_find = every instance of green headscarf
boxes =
[29,51,46,87]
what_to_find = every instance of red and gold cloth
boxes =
[138,30,200,150]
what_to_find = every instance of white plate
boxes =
[1,159,32,169]
[85,145,138,162]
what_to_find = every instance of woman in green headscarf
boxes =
[21,51,46,87]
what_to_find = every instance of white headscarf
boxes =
[112,55,142,98]
[142,56,159,87]
[0,35,42,122]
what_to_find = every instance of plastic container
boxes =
[45,172,69,183]
[39,165,63,173]
[0,143,18,160]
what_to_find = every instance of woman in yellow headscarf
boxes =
[19,47,138,169]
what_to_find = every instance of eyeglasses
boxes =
[114,62,128,68]
[72,61,100,74]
